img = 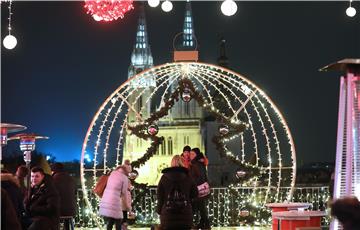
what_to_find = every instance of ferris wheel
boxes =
[80,62,296,226]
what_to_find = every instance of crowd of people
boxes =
[95,145,211,230]
[1,163,76,230]
[3,146,360,230]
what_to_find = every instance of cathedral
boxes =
[123,2,205,185]
[123,1,236,186]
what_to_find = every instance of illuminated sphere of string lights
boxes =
[84,0,134,22]
[221,0,238,16]
[346,6,356,17]
[148,0,160,8]
[161,0,173,12]
[80,62,297,226]
[3,34,17,50]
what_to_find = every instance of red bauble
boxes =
[84,0,134,22]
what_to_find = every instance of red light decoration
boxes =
[84,0,134,22]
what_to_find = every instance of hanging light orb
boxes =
[236,170,246,179]
[221,0,238,16]
[239,210,250,217]
[181,88,192,102]
[346,6,356,17]
[219,124,229,135]
[147,124,159,136]
[128,170,138,180]
[84,0,134,22]
[148,0,160,8]
[161,0,173,12]
[3,34,17,50]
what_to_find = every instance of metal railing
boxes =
[75,186,330,227]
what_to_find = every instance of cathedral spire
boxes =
[128,3,154,82]
[182,0,195,49]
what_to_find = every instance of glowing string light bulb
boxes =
[3,0,17,50]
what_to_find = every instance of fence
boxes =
[75,186,330,227]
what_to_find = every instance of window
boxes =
[185,103,190,116]
[168,137,173,155]
[161,142,166,156]
[137,96,142,112]
[184,136,189,145]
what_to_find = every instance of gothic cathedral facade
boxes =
[123,2,205,185]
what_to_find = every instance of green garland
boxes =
[128,78,261,180]
[125,78,266,226]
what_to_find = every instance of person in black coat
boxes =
[0,170,25,223]
[1,188,22,230]
[51,163,76,230]
[189,148,211,229]
[157,155,198,230]
[51,163,76,214]
[331,196,360,230]
[24,166,60,230]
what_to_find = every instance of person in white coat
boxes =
[99,164,131,230]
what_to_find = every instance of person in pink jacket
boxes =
[99,163,131,230]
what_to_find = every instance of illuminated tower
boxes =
[124,5,155,171]
[124,1,204,185]
[127,4,155,122]
[321,59,360,230]
[182,0,195,49]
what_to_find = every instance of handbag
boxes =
[197,182,210,198]
[93,174,110,198]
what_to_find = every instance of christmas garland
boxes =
[126,78,265,226]
[128,77,261,180]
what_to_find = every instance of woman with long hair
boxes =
[157,155,198,230]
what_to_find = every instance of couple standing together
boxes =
[157,146,211,230]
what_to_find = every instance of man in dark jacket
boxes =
[24,166,60,230]
[51,163,76,217]
[157,155,198,230]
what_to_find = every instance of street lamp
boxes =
[9,133,49,197]
[0,123,27,160]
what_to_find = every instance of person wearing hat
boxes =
[51,162,76,230]
[181,145,192,168]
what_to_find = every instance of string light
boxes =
[80,62,297,227]
[3,0,17,50]
[75,186,330,227]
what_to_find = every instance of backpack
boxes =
[165,182,188,213]
[93,173,110,198]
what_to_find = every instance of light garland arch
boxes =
[80,62,296,227]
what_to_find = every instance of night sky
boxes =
[1,1,359,165]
